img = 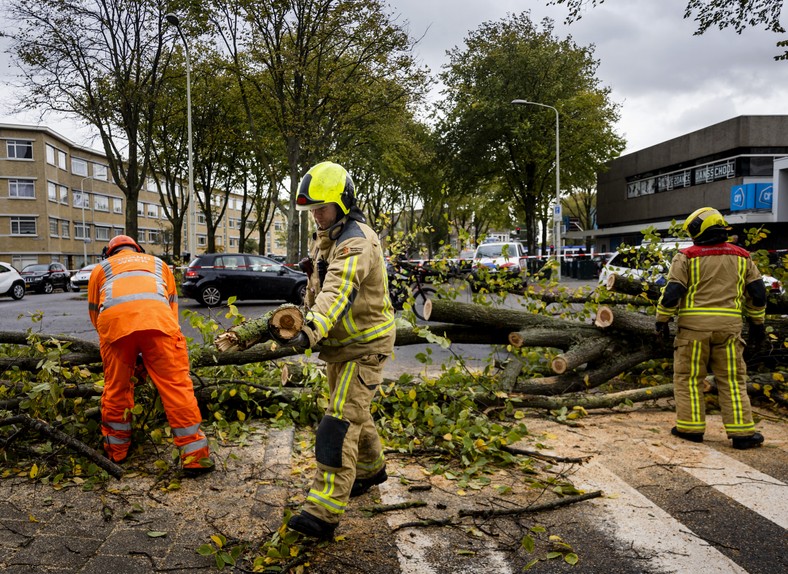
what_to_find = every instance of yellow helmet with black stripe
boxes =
[296,161,355,215]
[683,207,730,240]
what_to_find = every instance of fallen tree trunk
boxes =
[551,336,612,374]
[508,383,675,411]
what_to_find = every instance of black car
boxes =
[21,262,72,294]
[181,253,308,307]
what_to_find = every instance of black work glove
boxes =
[317,258,329,287]
[655,321,671,341]
[270,328,313,349]
[747,321,766,347]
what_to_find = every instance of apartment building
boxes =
[0,124,287,271]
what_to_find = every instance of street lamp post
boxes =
[79,176,95,267]
[511,99,561,280]
[165,13,195,260]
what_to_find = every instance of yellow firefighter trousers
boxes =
[673,327,755,438]
[302,354,387,524]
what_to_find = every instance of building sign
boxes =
[755,183,773,209]
[656,170,691,192]
[694,159,735,183]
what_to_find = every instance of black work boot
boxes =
[287,511,337,541]
[731,432,764,450]
[671,427,704,443]
[350,466,388,498]
[183,457,216,478]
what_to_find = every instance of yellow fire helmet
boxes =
[683,207,730,239]
[296,161,355,215]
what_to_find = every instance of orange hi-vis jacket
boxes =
[88,251,180,341]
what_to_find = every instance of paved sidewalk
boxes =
[0,426,294,573]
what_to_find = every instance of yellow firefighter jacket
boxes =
[303,218,396,362]
[656,242,766,331]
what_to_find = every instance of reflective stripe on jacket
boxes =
[305,219,396,363]
[656,243,764,331]
[88,250,181,343]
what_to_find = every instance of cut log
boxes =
[551,336,612,374]
[511,346,656,395]
[424,299,576,331]
[508,383,675,410]
[605,273,662,300]
[508,325,600,349]
[214,304,304,352]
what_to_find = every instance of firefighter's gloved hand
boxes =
[298,257,314,276]
[317,258,329,287]
[655,321,671,341]
[272,329,311,349]
[747,321,766,347]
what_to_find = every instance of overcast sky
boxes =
[1,0,787,154]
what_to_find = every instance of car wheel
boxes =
[290,283,307,305]
[199,285,222,307]
[64,281,73,292]
[10,282,25,300]
[43,281,54,295]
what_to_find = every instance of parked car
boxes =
[21,262,72,294]
[0,262,26,300]
[181,253,308,307]
[69,263,98,292]
[469,241,528,291]
[598,240,692,287]
[599,240,784,295]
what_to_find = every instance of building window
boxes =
[9,179,35,198]
[147,204,158,218]
[61,220,70,238]
[74,223,90,240]
[71,157,88,176]
[147,178,157,192]
[197,234,207,247]
[113,227,124,237]
[7,140,33,159]
[57,150,67,170]
[113,197,122,213]
[229,237,238,248]
[59,185,68,204]
[49,218,59,237]
[93,163,108,180]
[46,144,56,165]
[148,229,160,244]
[11,216,37,235]
[94,194,109,212]
[95,226,111,241]
[137,202,145,216]
[48,181,57,201]
[274,221,283,231]
[197,213,206,224]
[73,191,89,208]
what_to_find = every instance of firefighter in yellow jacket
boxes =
[656,208,766,449]
[279,162,396,540]
[88,235,213,474]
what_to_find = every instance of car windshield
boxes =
[477,245,515,258]
[23,264,49,272]
[79,264,97,273]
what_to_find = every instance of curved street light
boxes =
[164,13,196,259]
[511,99,562,279]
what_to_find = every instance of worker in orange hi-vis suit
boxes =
[88,235,213,475]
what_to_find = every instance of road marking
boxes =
[572,460,749,574]
[378,481,513,574]
[649,443,788,529]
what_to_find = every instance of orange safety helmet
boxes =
[106,234,144,257]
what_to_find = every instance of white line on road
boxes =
[572,460,749,574]
[649,443,788,529]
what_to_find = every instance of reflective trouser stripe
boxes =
[104,435,130,445]
[173,423,201,437]
[181,437,209,454]
[307,471,347,515]
[105,421,131,431]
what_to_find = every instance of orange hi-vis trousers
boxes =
[99,329,209,467]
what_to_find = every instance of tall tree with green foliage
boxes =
[5,0,173,242]
[437,12,624,254]
[203,0,429,262]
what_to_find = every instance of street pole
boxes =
[165,13,195,260]
[79,176,94,267]
[511,99,561,280]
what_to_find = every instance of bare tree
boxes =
[5,0,173,241]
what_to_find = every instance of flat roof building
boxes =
[582,115,788,252]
